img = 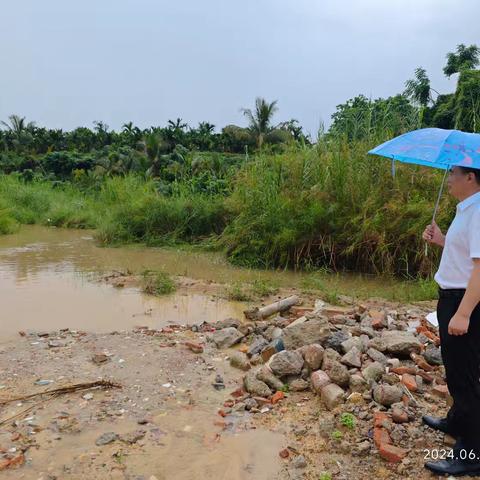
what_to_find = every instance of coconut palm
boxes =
[242,98,278,148]
[1,115,35,134]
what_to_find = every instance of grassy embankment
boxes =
[0,141,453,302]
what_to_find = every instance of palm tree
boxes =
[1,115,35,134]
[242,97,278,148]
[167,118,188,131]
[122,122,135,134]
[443,44,480,78]
[197,122,215,136]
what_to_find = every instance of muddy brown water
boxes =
[0,226,257,337]
[0,225,410,338]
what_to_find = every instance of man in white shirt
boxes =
[422,165,480,476]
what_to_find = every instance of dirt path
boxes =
[0,328,286,479]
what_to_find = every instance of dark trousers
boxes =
[437,288,480,453]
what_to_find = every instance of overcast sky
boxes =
[0,0,478,136]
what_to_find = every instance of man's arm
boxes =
[448,259,480,335]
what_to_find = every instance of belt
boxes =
[438,287,466,299]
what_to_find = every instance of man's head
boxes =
[447,166,480,200]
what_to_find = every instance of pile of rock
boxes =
[207,298,447,463]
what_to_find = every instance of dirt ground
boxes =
[0,275,449,480]
[0,327,286,480]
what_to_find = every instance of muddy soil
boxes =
[0,328,285,479]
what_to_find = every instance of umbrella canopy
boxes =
[368,127,480,170]
[369,128,480,254]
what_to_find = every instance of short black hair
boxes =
[459,166,480,185]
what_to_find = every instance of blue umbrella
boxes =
[369,127,480,171]
[368,127,480,253]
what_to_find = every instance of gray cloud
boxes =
[0,0,478,136]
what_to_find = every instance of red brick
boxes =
[290,306,314,317]
[373,412,390,428]
[185,341,203,354]
[432,384,449,398]
[370,309,387,329]
[230,388,245,398]
[390,366,416,375]
[401,373,417,392]
[416,370,433,383]
[279,448,290,459]
[379,443,408,463]
[271,391,285,405]
[410,353,433,372]
[392,407,409,424]
[374,427,392,449]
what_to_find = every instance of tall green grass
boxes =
[221,141,455,277]
[95,177,228,245]
[0,175,97,228]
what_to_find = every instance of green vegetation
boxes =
[225,279,279,301]
[141,270,176,296]
[319,473,332,480]
[340,413,356,430]
[225,282,254,301]
[331,430,343,441]
[0,44,478,296]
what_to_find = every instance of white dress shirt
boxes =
[434,191,480,289]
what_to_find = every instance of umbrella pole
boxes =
[425,168,448,256]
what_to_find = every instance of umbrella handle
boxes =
[424,169,448,257]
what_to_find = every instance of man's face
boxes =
[447,166,476,199]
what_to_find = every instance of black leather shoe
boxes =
[425,458,480,476]
[422,415,455,436]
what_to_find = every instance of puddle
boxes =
[0,226,250,337]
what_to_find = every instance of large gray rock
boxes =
[300,343,325,370]
[324,331,351,352]
[289,378,310,391]
[362,361,385,382]
[269,351,304,377]
[321,383,345,410]
[211,327,244,349]
[366,347,388,365]
[311,370,331,393]
[341,336,366,354]
[215,318,241,329]
[247,336,269,357]
[349,374,369,392]
[256,366,284,391]
[370,331,421,357]
[282,318,331,350]
[244,370,272,397]
[373,384,404,406]
[341,346,362,368]
[323,360,350,387]
[424,345,443,366]
[229,351,251,371]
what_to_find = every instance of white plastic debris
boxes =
[426,311,438,328]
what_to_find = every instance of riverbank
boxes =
[0,141,455,279]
